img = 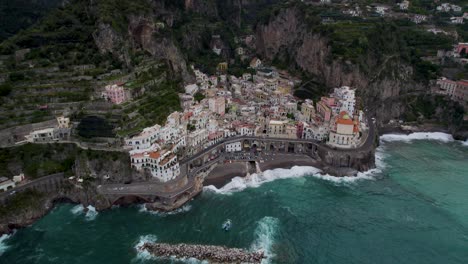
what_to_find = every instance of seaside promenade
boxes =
[96,115,376,209]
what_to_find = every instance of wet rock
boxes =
[139,242,265,263]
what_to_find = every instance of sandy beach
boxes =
[204,154,321,188]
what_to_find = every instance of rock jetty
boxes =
[139,242,265,263]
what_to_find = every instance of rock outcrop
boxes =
[255,6,425,126]
[140,242,265,263]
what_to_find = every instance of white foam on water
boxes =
[380,132,454,143]
[462,140,468,147]
[138,204,192,217]
[204,166,322,194]
[250,216,280,264]
[70,204,98,221]
[169,256,209,264]
[85,205,98,221]
[134,234,158,261]
[204,157,385,195]
[0,233,12,256]
[70,204,84,215]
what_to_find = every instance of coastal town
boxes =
[1,1,468,263]
[120,58,368,182]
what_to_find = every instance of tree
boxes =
[9,72,25,82]
[194,92,205,102]
[0,83,12,96]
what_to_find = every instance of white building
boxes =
[188,129,208,148]
[451,17,464,24]
[397,0,409,10]
[130,149,180,182]
[209,97,226,116]
[185,84,199,95]
[333,86,356,117]
[125,124,161,150]
[375,5,389,16]
[328,112,360,148]
[225,142,242,152]
[0,177,15,192]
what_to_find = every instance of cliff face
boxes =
[255,7,425,125]
[91,2,193,82]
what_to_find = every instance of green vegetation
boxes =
[403,95,465,128]
[0,190,45,217]
[77,116,115,138]
[0,143,128,179]
[0,0,63,42]
[95,0,152,33]
[0,83,12,96]
[194,92,205,102]
[0,143,75,178]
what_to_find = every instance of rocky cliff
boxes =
[255,6,428,126]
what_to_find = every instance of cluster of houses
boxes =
[123,60,367,182]
[436,3,462,13]
[322,1,467,25]
[435,77,468,108]
[25,116,71,143]
[437,42,468,64]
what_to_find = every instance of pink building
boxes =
[316,101,332,122]
[103,83,131,104]
[456,43,468,54]
[320,96,337,108]
[455,80,468,104]
[209,97,225,115]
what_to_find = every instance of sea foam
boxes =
[204,166,322,194]
[85,205,98,221]
[0,233,12,256]
[204,160,381,195]
[70,204,98,221]
[251,216,280,264]
[380,132,454,143]
[134,234,158,261]
[462,140,468,147]
[70,204,84,215]
[138,204,192,217]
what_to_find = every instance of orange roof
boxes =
[337,118,354,125]
[149,151,161,159]
[457,80,468,87]
[336,111,354,125]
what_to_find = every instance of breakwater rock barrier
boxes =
[139,242,265,263]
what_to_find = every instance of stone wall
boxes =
[0,119,57,147]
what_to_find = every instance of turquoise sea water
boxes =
[1,135,468,264]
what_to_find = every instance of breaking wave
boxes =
[70,204,98,221]
[138,204,192,216]
[70,204,84,215]
[204,166,320,194]
[0,233,12,256]
[134,234,158,261]
[380,132,454,143]
[85,205,98,221]
[462,140,468,147]
[204,158,384,195]
[250,216,280,264]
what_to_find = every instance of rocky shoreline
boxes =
[3,124,465,236]
[380,123,468,140]
[139,242,265,263]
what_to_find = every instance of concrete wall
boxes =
[0,119,57,147]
